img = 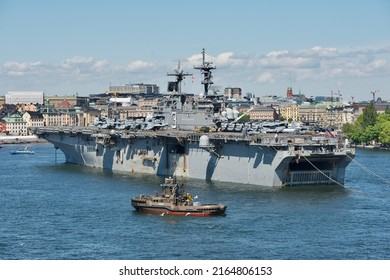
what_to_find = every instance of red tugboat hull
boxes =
[131,204,227,216]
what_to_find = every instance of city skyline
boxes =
[1,0,389,101]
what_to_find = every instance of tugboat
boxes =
[131,177,227,216]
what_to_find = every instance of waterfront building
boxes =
[44,95,88,108]
[298,102,356,129]
[117,106,152,120]
[298,103,327,126]
[225,101,253,112]
[40,102,62,127]
[19,104,38,112]
[1,113,28,135]
[40,110,79,127]
[60,112,78,126]
[0,121,5,133]
[224,87,242,99]
[138,98,158,109]
[326,104,357,129]
[248,105,277,121]
[23,111,44,129]
[41,111,62,127]
[326,105,345,129]
[280,103,299,121]
[81,107,100,126]
[89,93,109,106]
[107,83,159,96]
[57,100,74,113]
[5,91,44,105]
[342,105,356,124]
[354,101,390,117]
[259,95,280,106]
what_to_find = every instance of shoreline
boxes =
[355,144,390,151]
[0,135,47,145]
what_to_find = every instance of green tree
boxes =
[342,104,389,145]
[362,125,379,144]
[375,114,390,146]
[379,121,390,146]
[349,124,365,144]
[342,122,354,135]
[377,112,390,123]
[362,102,377,128]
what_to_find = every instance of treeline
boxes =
[342,103,390,146]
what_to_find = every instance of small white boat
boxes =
[10,147,34,155]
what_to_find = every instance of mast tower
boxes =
[167,61,193,95]
[194,48,216,95]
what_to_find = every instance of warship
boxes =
[32,49,355,188]
[131,177,227,216]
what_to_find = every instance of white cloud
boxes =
[3,61,44,76]
[93,60,110,72]
[59,56,94,72]
[257,48,322,69]
[367,59,388,72]
[58,56,103,77]
[267,50,289,57]
[247,46,390,85]
[1,45,389,98]
[187,53,205,65]
[124,60,155,72]
[301,46,338,58]
[62,56,93,65]
[214,52,244,67]
[186,52,245,69]
[256,72,275,84]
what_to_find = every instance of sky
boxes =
[0,0,389,101]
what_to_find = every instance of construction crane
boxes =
[331,90,342,103]
[371,90,379,103]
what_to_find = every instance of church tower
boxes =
[286,75,293,98]
[286,85,293,98]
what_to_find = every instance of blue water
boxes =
[0,143,389,260]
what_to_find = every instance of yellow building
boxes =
[138,98,158,108]
[118,107,152,120]
[279,104,299,121]
[23,111,44,129]
[298,104,327,126]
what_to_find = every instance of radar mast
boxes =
[194,48,216,95]
[167,61,193,95]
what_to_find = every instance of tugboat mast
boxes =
[194,48,216,95]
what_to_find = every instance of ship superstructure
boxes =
[32,49,355,188]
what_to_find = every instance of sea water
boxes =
[0,143,389,260]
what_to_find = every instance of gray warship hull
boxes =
[33,127,355,187]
